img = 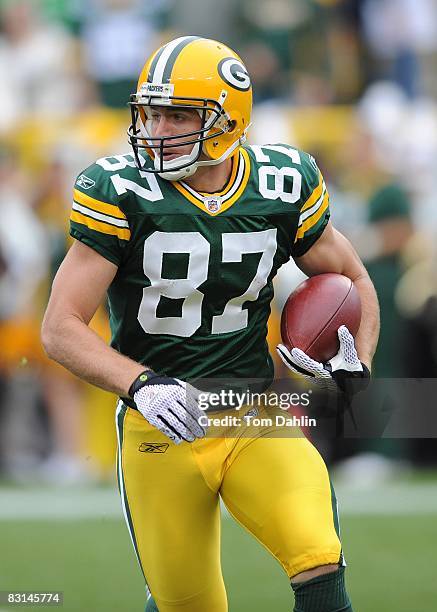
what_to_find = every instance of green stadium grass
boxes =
[0,515,436,611]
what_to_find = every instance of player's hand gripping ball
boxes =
[276,273,370,397]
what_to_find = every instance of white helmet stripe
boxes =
[152,36,199,84]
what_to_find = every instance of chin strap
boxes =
[157,138,244,181]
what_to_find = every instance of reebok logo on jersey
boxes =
[139,442,169,453]
[76,174,96,190]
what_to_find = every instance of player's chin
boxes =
[157,149,190,161]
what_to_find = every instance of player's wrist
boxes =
[128,369,158,398]
[360,362,371,377]
[359,358,372,373]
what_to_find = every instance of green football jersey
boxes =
[70,144,330,388]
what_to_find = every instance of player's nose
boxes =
[153,115,174,138]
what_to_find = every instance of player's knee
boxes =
[147,581,227,612]
[292,563,339,584]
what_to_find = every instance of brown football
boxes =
[280,273,361,362]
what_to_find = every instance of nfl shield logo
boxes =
[205,198,221,213]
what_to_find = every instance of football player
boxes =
[42,36,379,612]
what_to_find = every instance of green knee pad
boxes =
[291,566,353,612]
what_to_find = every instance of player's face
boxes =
[148,106,202,161]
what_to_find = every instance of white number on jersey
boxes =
[251,145,302,204]
[96,153,140,171]
[111,173,163,202]
[96,153,164,202]
[138,230,277,337]
[212,229,277,333]
[139,232,210,337]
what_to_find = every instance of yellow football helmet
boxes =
[128,36,252,181]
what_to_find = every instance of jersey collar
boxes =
[171,148,251,216]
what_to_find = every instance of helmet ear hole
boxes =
[228,120,237,133]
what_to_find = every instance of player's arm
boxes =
[41,240,145,396]
[42,240,205,444]
[294,221,379,369]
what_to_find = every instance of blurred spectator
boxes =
[24,0,76,27]
[236,0,299,102]
[358,82,437,238]
[0,147,91,483]
[361,0,437,98]
[0,0,87,131]
[30,0,80,30]
[236,0,367,104]
[331,187,415,480]
[357,81,409,173]
[395,239,437,466]
[72,0,172,108]
[328,123,418,473]
[0,147,48,316]
[365,185,414,377]
[396,242,437,379]
[0,146,49,477]
[241,41,284,104]
[309,1,366,103]
[236,0,328,103]
[167,0,238,43]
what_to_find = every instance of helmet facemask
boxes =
[128,90,236,181]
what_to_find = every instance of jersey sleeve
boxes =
[69,169,130,266]
[291,154,330,258]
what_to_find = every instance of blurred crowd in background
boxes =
[1,0,437,485]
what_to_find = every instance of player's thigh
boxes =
[220,434,342,578]
[117,404,227,611]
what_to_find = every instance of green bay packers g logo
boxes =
[218,57,251,91]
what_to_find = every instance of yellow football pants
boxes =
[116,403,342,612]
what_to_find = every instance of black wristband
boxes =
[361,363,371,379]
[331,362,371,396]
[128,369,157,398]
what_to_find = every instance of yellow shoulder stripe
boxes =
[71,210,131,241]
[295,193,329,241]
[300,172,324,213]
[73,189,126,220]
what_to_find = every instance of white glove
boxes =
[130,371,206,444]
[276,326,370,397]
